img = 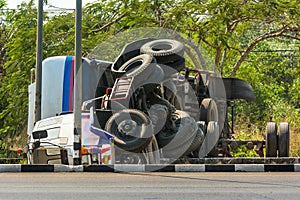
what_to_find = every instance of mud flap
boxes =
[222,78,256,101]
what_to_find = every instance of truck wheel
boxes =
[187,122,205,154]
[198,121,220,157]
[140,39,184,64]
[266,122,277,157]
[115,149,147,164]
[197,121,207,135]
[118,54,155,77]
[157,111,198,158]
[161,119,197,158]
[199,98,218,124]
[156,110,190,148]
[144,136,161,164]
[278,122,290,157]
[105,109,153,152]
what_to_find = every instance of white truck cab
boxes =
[28,113,74,165]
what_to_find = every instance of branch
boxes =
[229,25,298,77]
[228,16,250,32]
[228,45,243,54]
[215,46,221,71]
[220,48,227,75]
[200,37,216,49]
[88,13,126,34]
[281,34,300,41]
[287,26,300,32]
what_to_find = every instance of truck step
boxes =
[109,77,133,101]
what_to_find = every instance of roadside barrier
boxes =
[0,163,300,172]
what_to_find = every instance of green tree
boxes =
[0,1,36,140]
[0,0,7,75]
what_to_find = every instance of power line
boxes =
[250,50,299,52]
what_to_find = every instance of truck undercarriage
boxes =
[27,38,290,165]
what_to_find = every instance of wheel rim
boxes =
[105,109,153,152]
[117,119,138,137]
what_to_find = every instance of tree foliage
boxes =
[0,0,299,154]
[0,1,37,139]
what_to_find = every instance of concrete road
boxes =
[0,172,300,200]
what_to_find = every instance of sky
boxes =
[6,0,97,9]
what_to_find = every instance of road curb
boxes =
[1,164,300,172]
[0,164,22,172]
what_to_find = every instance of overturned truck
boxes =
[27,38,290,165]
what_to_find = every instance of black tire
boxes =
[266,122,277,157]
[186,122,205,154]
[111,38,156,74]
[140,39,184,64]
[198,121,220,157]
[105,109,153,152]
[118,54,155,77]
[116,54,164,96]
[197,121,207,135]
[144,136,161,164]
[278,122,290,157]
[115,148,147,164]
[199,98,218,124]
[158,115,198,158]
[156,110,190,148]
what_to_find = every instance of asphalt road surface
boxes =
[1,172,300,200]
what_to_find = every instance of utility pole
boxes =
[35,0,43,122]
[73,0,82,165]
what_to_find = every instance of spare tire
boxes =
[105,109,153,152]
[111,38,156,73]
[140,39,184,64]
[118,54,155,77]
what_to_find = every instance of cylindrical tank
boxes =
[41,56,73,119]
[41,56,109,119]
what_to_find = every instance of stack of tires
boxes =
[111,39,186,82]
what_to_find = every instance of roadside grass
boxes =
[231,127,264,157]
[290,129,300,157]
[0,158,27,164]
